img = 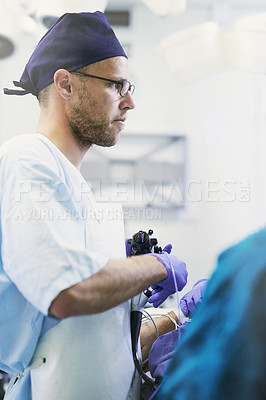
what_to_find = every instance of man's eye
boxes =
[109,82,121,91]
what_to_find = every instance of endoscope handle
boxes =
[131,289,152,312]
[130,289,157,390]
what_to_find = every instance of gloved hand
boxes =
[149,322,189,379]
[147,245,188,307]
[125,238,132,257]
[180,278,208,317]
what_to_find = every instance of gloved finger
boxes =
[150,285,161,292]
[180,296,196,317]
[180,291,193,315]
[125,238,132,257]
[150,286,172,298]
[162,244,172,254]
[180,286,204,316]
[148,288,171,307]
[151,284,161,290]
[192,278,208,289]
[149,298,165,308]
[148,293,167,307]
[180,298,189,317]
[151,299,164,308]
[148,288,163,302]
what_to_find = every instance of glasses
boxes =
[72,71,135,98]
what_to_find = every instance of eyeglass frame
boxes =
[72,71,135,98]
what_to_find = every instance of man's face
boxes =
[68,56,135,149]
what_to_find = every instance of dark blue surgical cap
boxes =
[4,11,127,97]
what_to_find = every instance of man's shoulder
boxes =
[0,134,58,165]
[0,134,44,156]
[0,134,64,184]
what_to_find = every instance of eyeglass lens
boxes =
[121,81,134,97]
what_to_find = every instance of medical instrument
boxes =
[127,230,162,390]
[128,229,187,393]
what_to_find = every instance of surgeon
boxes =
[0,12,188,400]
[154,227,266,400]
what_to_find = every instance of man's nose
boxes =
[120,91,135,110]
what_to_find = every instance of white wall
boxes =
[0,30,40,142]
[120,4,266,290]
[1,3,266,293]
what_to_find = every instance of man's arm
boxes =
[49,255,167,318]
[140,311,179,365]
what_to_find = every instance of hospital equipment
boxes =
[128,230,161,391]
[127,230,187,393]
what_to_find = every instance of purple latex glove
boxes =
[180,278,208,317]
[147,245,187,307]
[149,322,189,379]
[125,238,132,257]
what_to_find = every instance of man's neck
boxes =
[36,110,89,170]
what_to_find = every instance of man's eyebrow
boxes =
[111,76,128,82]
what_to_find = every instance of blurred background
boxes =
[1,0,266,292]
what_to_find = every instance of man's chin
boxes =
[96,135,120,148]
[104,130,122,147]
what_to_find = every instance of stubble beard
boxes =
[68,102,120,150]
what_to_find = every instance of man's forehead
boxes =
[89,56,129,76]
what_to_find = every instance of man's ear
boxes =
[53,69,72,99]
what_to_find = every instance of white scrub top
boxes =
[0,134,136,399]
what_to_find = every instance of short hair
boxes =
[37,64,92,107]
[37,85,50,107]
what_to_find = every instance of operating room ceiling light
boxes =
[0,3,19,59]
[157,22,227,83]
[141,0,186,17]
[0,0,110,58]
[0,34,15,59]
[36,0,109,28]
[224,12,266,73]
